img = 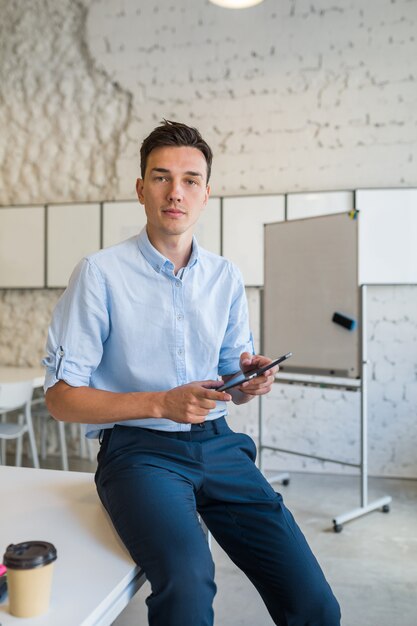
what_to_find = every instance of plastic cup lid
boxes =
[3,541,57,570]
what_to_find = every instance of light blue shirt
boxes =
[43,228,253,438]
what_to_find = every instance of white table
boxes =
[0,466,145,625]
[0,367,45,389]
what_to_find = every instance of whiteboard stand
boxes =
[258,285,392,531]
[332,285,392,532]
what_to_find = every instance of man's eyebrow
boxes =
[151,167,203,178]
[185,170,204,178]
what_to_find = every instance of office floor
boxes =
[11,451,417,626]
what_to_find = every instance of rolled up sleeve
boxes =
[43,258,110,392]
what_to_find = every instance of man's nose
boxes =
[167,180,183,203]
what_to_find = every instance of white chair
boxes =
[31,394,69,471]
[39,415,94,472]
[0,380,39,468]
[32,394,95,471]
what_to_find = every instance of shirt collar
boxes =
[137,227,199,274]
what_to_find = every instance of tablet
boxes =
[217,352,292,392]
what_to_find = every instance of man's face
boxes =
[136,145,210,243]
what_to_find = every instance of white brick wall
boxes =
[86,0,417,196]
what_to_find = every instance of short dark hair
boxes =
[140,119,213,183]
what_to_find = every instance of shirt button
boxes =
[177,314,183,321]
[175,282,181,288]
[178,348,183,355]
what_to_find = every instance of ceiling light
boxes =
[209,0,264,8]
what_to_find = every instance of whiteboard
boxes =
[194,197,221,255]
[222,195,285,285]
[287,191,354,220]
[47,203,101,288]
[264,213,360,377]
[0,206,45,288]
[356,189,417,284]
[103,201,146,248]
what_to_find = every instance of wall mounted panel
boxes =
[0,206,44,288]
[223,195,285,285]
[47,203,101,288]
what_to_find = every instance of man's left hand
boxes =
[236,352,278,397]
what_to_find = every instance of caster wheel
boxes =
[333,523,343,533]
[282,479,290,486]
[382,504,390,513]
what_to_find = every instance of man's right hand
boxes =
[45,379,231,426]
[160,381,232,424]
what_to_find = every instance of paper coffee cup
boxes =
[3,541,57,618]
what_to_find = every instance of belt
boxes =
[190,418,223,431]
[100,416,227,443]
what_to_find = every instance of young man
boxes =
[44,120,340,626]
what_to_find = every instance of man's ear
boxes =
[136,178,145,204]
[203,184,211,208]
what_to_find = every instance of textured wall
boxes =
[0,289,63,366]
[86,0,417,196]
[1,0,416,474]
[0,0,132,206]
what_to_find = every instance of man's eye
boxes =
[186,179,198,186]
[155,176,168,182]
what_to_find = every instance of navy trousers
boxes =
[95,418,341,626]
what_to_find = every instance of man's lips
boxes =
[162,207,186,216]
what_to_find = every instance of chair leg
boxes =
[25,403,40,469]
[40,417,48,460]
[0,413,6,462]
[58,421,69,471]
[78,425,93,462]
[15,413,24,467]
[85,433,94,462]
[79,425,87,458]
